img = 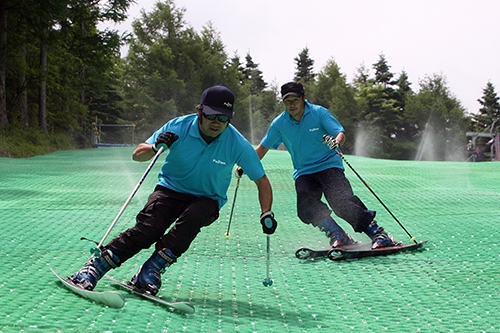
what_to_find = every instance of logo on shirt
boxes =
[213,159,227,165]
[309,127,319,132]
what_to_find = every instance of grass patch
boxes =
[0,127,80,157]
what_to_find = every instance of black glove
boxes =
[155,132,179,151]
[234,166,244,178]
[322,134,339,150]
[260,211,277,234]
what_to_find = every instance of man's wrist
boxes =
[260,211,274,218]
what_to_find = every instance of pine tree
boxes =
[294,47,314,83]
[373,54,394,87]
[244,53,266,95]
[473,82,500,132]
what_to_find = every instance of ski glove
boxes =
[234,166,244,178]
[154,132,179,152]
[260,211,277,234]
[323,134,339,150]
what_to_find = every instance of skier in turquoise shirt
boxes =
[70,85,278,295]
[255,81,396,249]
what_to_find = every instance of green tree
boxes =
[352,63,370,89]
[2,0,131,139]
[121,0,242,139]
[122,1,198,134]
[472,81,500,132]
[353,54,401,158]
[393,70,412,111]
[407,74,468,161]
[294,47,314,83]
[228,53,245,85]
[223,54,250,138]
[388,70,416,159]
[243,53,266,95]
[373,54,394,87]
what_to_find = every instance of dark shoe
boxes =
[330,232,356,248]
[364,221,397,249]
[318,216,355,247]
[130,248,176,296]
[71,249,120,290]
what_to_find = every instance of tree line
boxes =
[1,0,499,159]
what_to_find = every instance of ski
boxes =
[295,247,330,260]
[106,276,195,314]
[295,240,427,261]
[327,240,427,261]
[50,268,125,308]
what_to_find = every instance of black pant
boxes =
[107,186,219,262]
[295,168,374,232]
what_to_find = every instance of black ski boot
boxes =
[130,248,177,296]
[364,221,396,248]
[71,249,120,290]
[318,216,355,247]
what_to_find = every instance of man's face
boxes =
[283,95,305,119]
[198,111,230,137]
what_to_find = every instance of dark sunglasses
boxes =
[202,112,230,122]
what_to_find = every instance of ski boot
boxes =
[130,248,177,296]
[71,249,120,291]
[364,221,397,249]
[318,216,355,248]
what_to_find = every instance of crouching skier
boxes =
[70,85,277,295]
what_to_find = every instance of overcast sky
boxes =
[106,0,500,114]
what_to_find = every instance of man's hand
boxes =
[234,166,244,178]
[260,211,277,234]
[155,132,179,152]
[322,134,339,150]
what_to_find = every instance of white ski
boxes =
[51,268,125,308]
[106,276,195,314]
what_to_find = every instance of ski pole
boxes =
[91,146,165,255]
[323,135,417,244]
[262,234,273,287]
[224,176,241,238]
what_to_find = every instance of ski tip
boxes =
[174,303,196,314]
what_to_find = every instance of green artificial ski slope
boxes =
[0,147,498,332]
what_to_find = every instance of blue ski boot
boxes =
[71,249,120,291]
[318,216,355,248]
[364,221,397,248]
[130,248,177,296]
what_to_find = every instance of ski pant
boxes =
[107,185,219,262]
[295,168,374,233]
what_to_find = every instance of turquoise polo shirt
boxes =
[260,100,344,180]
[146,114,265,208]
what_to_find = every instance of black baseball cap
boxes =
[200,85,235,118]
[281,81,305,99]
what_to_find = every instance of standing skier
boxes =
[254,81,396,249]
[71,85,278,295]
